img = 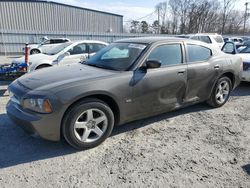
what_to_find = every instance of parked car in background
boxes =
[26,38,70,55]
[222,41,250,82]
[7,37,241,150]
[224,37,243,46]
[188,33,224,50]
[14,40,108,72]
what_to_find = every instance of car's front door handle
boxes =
[214,65,220,70]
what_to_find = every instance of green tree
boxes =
[152,20,159,34]
[141,21,149,33]
[130,20,140,33]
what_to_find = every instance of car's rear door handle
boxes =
[214,65,220,70]
[177,69,186,75]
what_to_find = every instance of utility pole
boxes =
[243,2,249,35]
[157,7,160,34]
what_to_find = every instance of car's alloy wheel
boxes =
[62,98,114,150]
[215,80,230,104]
[207,76,232,108]
[73,108,108,143]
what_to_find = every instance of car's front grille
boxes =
[243,62,250,71]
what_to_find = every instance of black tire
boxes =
[62,98,114,150]
[207,76,232,108]
[30,49,40,55]
[35,64,51,70]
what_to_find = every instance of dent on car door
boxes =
[130,43,188,119]
[185,44,220,103]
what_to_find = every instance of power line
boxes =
[123,10,157,22]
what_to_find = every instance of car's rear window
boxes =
[213,36,224,43]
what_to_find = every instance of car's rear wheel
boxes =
[207,76,232,107]
[30,49,40,55]
[62,99,114,150]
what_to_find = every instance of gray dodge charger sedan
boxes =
[7,37,242,150]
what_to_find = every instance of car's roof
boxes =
[48,38,70,40]
[116,37,194,44]
[70,40,108,44]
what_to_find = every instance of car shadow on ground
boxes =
[231,82,250,96]
[242,164,250,175]
[0,102,211,169]
[0,113,77,169]
[0,83,249,169]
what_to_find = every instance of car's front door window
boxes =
[68,44,87,55]
[147,44,183,67]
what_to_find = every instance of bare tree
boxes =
[155,1,168,33]
[169,0,181,34]
[221,0,236,34]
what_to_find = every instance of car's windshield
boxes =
[84,42,147,71]
[239,45,250,53]
[44,42,72,55]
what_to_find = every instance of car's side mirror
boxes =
[57,52,70,63]
[145,60,161,69]
[221,42,236,54]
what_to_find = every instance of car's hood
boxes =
[17,63,117,91]
[12,53,55,64]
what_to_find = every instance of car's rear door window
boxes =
[187,44,212,62]
[199,36,212,43]
[69,43,87,55]
[212,35,224,43]
[89,43,106,53]
[147,44,182,67]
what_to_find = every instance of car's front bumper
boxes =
[241,70,250,82]
[6,100,61,141]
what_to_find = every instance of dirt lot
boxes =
[0,81,249,188]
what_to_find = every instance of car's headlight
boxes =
[22,98,53,113]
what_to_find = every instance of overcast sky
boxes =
[52,0,246,23]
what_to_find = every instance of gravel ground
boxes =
[0,81,249,188]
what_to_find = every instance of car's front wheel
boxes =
[207,76,232,107]
[62,99,114,150]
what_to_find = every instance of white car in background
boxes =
[14,40,108,72]
[189,33,224,50]
[222,41,250,82]
[27,38,70,55]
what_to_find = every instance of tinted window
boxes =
[212,35,224,43]
[68,43,87,55]
[222,43,235,54]
[148,44,182,67]
[54,39,67,43]
[199,36,212,43]
[239,46,250,53]
[43,40,51,45]
[191,36,199,41]
[187,44,212,62]
[89,43,106,53]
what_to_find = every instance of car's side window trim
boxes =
[185,43,213,64]
[144,42,184,68]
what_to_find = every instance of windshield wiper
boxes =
[84,63,116,70]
